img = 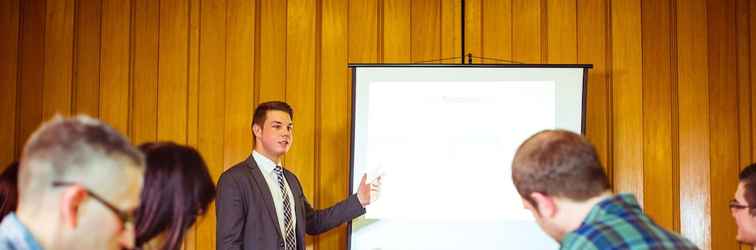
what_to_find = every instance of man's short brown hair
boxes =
[512,129,610,205]
[739,163,756,215]
[251,101,293,139]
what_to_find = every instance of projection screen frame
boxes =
[346,63,592,250]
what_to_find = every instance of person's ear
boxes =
[60,185,88,229]
[529,192,557,218]
[252,123,262,139]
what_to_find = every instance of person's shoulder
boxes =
[560,232,599,250]
[219,159,254,180]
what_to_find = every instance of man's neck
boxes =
[556,191,613,239]
[16,207,55,249]
[254,147,282,164]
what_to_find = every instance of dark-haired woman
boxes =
[135,142,216,250]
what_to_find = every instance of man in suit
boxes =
[217,101,379,250]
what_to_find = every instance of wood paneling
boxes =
[383,0,410,63]
[2,0,756,249]
[222,0,254,170]
[546,0,576,64]
[195,0,226,246]
[481,0,510,62]
[257,0,286,103]
[99,0,131,136]
[677,0,711,248]
[318,0,349,248]
[131,0,159,145]
[42,0,74,118]
[708,0,739,249]
[73,0,101,117]
[610,0,644,201]
[641,0,676,231]
[17,0,45,156]
[578,0,611,178]
[411,0,441,62]
[285,0,318,247]
[0,0,19,167]
[512,0,542,63]
[156,0,188,143]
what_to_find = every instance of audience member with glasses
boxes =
[732,163,756,249]
[0,115,145,250]
[134,142,216,250]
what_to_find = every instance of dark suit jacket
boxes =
[216,154,366,250]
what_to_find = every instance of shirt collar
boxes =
[252,150,279,175]
[582,193,642,225]
[0,213,44,250]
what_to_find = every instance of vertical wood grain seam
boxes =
[128,0,136,139]
[378,0,384,63]
[313,1,323,248]
[253,0,261,107]
[14,0,24,156]
[605,0,614,188]
[669,0,681,232]
[71,0,79,114]
[540,0,547,63]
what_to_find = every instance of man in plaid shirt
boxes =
[511,130,698,250]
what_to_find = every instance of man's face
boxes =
[732,182,756,244]
[71,161,143,250]
[254,110,293,159]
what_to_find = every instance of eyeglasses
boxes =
[729,199,756,211]
[52,181,134,229]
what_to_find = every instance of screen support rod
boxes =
[461,0,465,64]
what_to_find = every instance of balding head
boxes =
[511,129,609,205]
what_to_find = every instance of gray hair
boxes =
[18,115,144,200]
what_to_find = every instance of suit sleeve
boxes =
[303,192,366,235]
[216,172,245,250]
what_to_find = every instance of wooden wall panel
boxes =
[610,0,644,201]
[348,0,378,63]
[512,0,542,63]
[156,0,188,143]
[195,0,227,247]
[16,0,45,154]
[257,0,286,103]
[578,0,611,177]
[464,0,481,61]
[99,0,131,135]
[677,0,711,248]
[318,1,349,248]
[383,0,410,63]
[284,0,318,247]
[736,0,751,172]
[73,0,101,117]
[751,0,756,166]
[131,0,159,145]
[708,0,739,249]
[641,0,676,231]
[222,0,254,169]
[0,0,19,167]
[4,1,756,249]
[440,0,461,61]
[481,0,511,62]
[546,0,576,64]
[42,0,74,118]
[411,0,441,62]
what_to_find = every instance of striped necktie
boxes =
[274,166,297,250]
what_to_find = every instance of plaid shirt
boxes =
[560,193,699,250]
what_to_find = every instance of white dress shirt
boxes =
[253,150,297,237]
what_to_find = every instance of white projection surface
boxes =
[350,66,586,250]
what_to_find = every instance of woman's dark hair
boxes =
[0,161,19,220]
[135,142,216,250]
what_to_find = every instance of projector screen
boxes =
[348,65,589,250]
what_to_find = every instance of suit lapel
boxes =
[246,155,285,240]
